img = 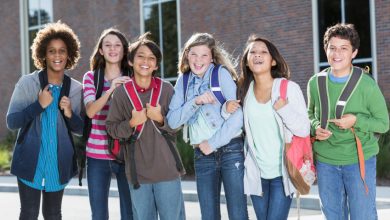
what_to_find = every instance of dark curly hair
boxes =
[31,21,80,70]
[237,34,290,102]
[90,28,130,73]
[127,32,162,76]
[323,23,360,52]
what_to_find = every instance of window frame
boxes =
[19,0,53,75]
[140,0,181,82]
[312,0,377,80]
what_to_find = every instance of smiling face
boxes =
[246,41,276,76]
[129,45,158,77]
[99,34,124,65]
[325,36,358,76]
[45,39,68,74]
[187,44,213,78]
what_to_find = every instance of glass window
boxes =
[28,0,53,71]
[317,0,374,76]
[142,0,179,81]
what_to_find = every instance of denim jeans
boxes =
[87,157,133,220]
[18,179,64,220]
[250,177,292,220]
[194,137,248,220]
[129,177,185,220]
[316,156,377,220]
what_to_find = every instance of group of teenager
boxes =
[6,20,389,220]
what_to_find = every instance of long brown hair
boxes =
[89,28,130,73]
[178,33,238,80]
[237,34,290,103]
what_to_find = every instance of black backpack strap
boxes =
[59,74,78,184]
[317,69,329,129]
[94,69,105,99]
[335,67,363,119]
[161,131,184,173]
[129,133,140,189]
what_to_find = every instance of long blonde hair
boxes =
[178,33,238,80]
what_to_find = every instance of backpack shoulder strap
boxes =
[94,69,105,99]
[210,64,226,104]
[123,77,163,138]
[38,69,48,90]
[150,77,163,107]
[279,79,288,100]
[124,79,144,138]
[335,67,363,119]
[182,72,190,102]
[317,69,329,129]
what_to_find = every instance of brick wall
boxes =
[376,0,390,103]
[180,0,313,95]
[54,0,140,81]
[0,0,141,139]
[0,1,21,138]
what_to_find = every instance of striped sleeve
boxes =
[83,71,96,106]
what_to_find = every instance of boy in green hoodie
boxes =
[307,23,389,220]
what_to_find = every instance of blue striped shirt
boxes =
[20,84,67,192]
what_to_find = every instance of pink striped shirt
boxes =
[83,71,114,160]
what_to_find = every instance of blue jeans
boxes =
[194,137,248,220]
[250,177,292,220]
[87,157,133,220]
[316,156,377,220]
[18,179,64,220]
[129,177,185,220]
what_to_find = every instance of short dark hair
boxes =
[127,32,162,76]
[323,23,360,52]
[31,21,80,70]
[90,28,130,72]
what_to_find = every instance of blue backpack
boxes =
[182,64,227,104]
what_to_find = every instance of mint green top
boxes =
[189,110,218,145]
[247,88,283,178]
[307,69,389,165]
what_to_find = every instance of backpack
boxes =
[16,69,77,180]
[316,66,368,193]
[182,64,227,104]
[113,77,184,189]
[280,79,316,195]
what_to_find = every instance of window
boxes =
[141,0,180,82]
[20,0,53,74]
[313,0,377,79]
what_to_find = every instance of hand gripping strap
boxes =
[124,77,163,137]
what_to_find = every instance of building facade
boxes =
[1,0,389,138]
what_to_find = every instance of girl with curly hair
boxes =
[6,21,83,219]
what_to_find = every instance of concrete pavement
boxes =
[1,175,390,219]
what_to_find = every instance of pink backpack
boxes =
[280,79,316,195]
